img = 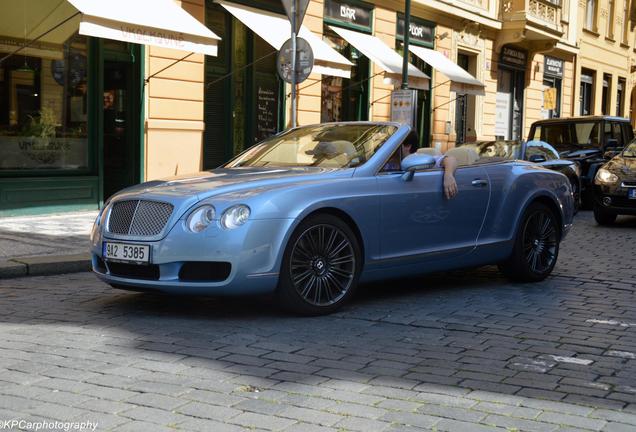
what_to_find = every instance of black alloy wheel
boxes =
[499,202,560,282]
[522,210,558,274]
[278,214,361,315]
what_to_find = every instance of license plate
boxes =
[103,242,150,264]
[630,189,636,199]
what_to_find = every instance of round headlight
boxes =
[595,168,619,184]
[187,205,216,233]
[221,205,250,229]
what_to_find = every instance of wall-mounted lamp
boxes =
[435,32,450,40]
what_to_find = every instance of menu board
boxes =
[254,72,279,143]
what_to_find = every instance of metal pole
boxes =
[401,0,411,89]
[290,0,297,127]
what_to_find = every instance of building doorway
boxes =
[455,53,477,144]
[101,42,142,200]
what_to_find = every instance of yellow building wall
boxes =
[574,0,633,117]
[145,0,206,181]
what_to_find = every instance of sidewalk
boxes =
[0,210,98,278]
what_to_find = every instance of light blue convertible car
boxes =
[91,122,575,314]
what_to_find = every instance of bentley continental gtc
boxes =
[91,122,575,315]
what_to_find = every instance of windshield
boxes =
[531,122,601,150]
[624,141,636,157]
[224,124,397,168]
[458,141,522,161]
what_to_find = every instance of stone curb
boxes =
[0,253,91,279]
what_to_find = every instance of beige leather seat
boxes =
[416,147,442,157]
[444,146,480,166]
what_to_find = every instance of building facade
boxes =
[2,0,636,216]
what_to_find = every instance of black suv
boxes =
[528,116,634,205]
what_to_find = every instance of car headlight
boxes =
[221,205,250,229]
[186,205,216,232]
[595,168,619,184]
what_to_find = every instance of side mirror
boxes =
[606,138,619,149]
[528,154,547,163]
[400,153,436,181]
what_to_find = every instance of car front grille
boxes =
[107,200,174,236]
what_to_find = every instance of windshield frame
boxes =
[222,123,399,170]
[623,140,636,157]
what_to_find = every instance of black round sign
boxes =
[277,37,314,84]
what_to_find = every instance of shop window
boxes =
[602,74,611,115]
[617,77,625,116]
[0,34,88,173]
[321,26,369,123]
[580,69,594,115]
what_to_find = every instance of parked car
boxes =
[528,116,634,206]
[592,139,636,224]
[91,122,574,315]
[455,140,581,211]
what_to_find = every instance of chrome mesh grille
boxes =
[107,200,173,236]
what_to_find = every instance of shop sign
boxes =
[390,89,417,127]
[544,56,563,78]
[396,14,434,46]
[324,0,372,29]
[500,46,527,69]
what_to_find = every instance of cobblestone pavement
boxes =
[0,211,635,431]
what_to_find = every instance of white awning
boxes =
[218,1,352,78]
[67,0,221,56]
[409,45,485,96]
[329,26,429,90]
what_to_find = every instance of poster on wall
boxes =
[495,92,511,138]
[390,89,417,127]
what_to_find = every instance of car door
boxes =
[377,164,490,261]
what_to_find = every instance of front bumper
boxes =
[90,218,295,295]
[593,184,636,214]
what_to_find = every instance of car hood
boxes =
[605,155,636,175]
[112,166,351,203]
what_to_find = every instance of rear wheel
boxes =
[277,214,361,315]
[499,202,560,282]
[593,204,617,225]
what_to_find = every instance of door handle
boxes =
[471,179,488,187]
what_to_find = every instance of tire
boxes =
[499,202,560,282]
[277,214,362,315]
[593,204,617,225]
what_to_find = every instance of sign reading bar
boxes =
[396,14,434,46]
[544,56,564,78]
[324,0,372,29]
[500,46,527,69]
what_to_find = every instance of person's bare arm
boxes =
[440,155,458,199]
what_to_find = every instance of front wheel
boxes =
[277,214,362,315]
[593,204,617,225]
[499,202,560,282]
